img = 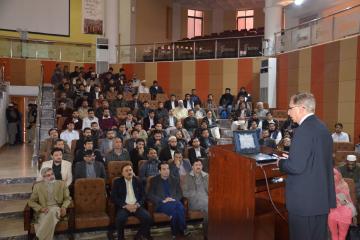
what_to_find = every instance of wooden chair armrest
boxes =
[181,197,190,217]
[23,203,32,231]
[67,201,75,230]
[146,200,156,218]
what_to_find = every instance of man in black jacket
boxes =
[74,150,106,180]
[188,138,207,165]
[164,94,178,111]
[111,163,152,240]
[218,88,234,114]
[278,92,336,240]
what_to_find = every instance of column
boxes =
[172,3,181,41]
[119,0,136,62]
[105,0,119,63]
[264,0,283,56]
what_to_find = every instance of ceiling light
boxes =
[294,0,305,6]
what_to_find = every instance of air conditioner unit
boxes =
[259,58,277,108]
[96,37,109,74]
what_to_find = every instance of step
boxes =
[220,128,233,138]
[0,199,27,219]
[0,216,27,239]
[0,183,33,200]
[217,119,232,129]
[0,177,36,185]
[217,137,233,145]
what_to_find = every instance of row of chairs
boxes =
[24,175,204,239]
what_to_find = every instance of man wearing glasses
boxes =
[28,167,71,240]
[277,92,336,240]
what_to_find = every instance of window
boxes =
[237,10,254,31]
[187,9,203,39]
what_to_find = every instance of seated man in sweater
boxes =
[139,148,161,185]
[99,108,117,131]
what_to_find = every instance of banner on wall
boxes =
[82,0,104,35]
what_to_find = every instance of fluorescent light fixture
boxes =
[294,0,305,5]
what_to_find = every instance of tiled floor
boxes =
[0,144,37,179]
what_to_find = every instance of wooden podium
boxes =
[208,144,288,240]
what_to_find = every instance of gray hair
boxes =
[41,167,53,177]
[290,92,316,113]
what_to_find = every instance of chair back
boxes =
[333,142,355,153]
[107,161,132,185]
[74,178,107,214]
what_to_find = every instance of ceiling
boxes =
[172,0,265,10]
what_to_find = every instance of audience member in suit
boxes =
[82,109,99,131]
[137,101,151,119]
[99,109,117,130]
[125,129,139,153]
[234,102,251,120]
[149,80,164,99]
[170,121,191,143]
[188,138,207,165]
[116,123,130,142]
[105,138,130,165]
[269,122,282,145]
[164,94,178,111]
[75,127,99,153]
[183,94,194,110]
[218,88,234,114]
[40,128,63,160]
[95,100,110,119]
[130,138,148,175]
[143,110,158,131]
[37,148,72,186]
[174,130,187,155]
[49,139,73,163]
[124,113,136,131]
[56,101,73,118]
[110,92,128,114]
[146,130,166,154]
[277,92,336,240]
[88,85,102,107]
[155,102,168,122]
[169,152,191,184]
[194,121,213,139]
[259,129,277,149]
[74,150,106,180]
[134,122,148,142]
[62,110,82,130]
[74,139,103,164]
[99,129,116,156]
[182,159,209,237]
[139,148,161,185]
[247,112,262,129]
[199,129,216,152]
[163,109,178,132]
[111,163,153,240]
[28,167,72,240]
[183,109,198,136]
[159,136,179,162]
[148,162,187,238]
[190,89,201,106]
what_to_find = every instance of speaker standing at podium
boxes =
[277,92,336,240]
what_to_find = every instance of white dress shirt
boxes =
[332,132,350,142]
[125,178,137,204]
[82,116,99,130]
[60,130,80,149]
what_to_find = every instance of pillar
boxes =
[105,0,119,63]
[264,0,283,56]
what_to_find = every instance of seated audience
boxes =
[259,129,276,149]
[237,86,251,103]
[269,122,282,145]
[202,110,220,139]
[111,163,153,240]
[163,109,178,133]
[199,129,216,151]
[278,136,291,152]
[78,100,90,120]
[194,104,206,119]
[138,80,150,94]
[190,89,201,106]
[147,130,166,154]
[128,94,143,112]
[99,109,117,130]
[75,127,98,152]
[262,112,278,130]
[56,101,73,118]
[332,123,350,142]
[139,148,161,184]
[247,112,262,129]
[328,168,356,240]
[169,151,191,183]
[235,102,251,120]
[159,136,179,162]
[74,139,103,164]
[138,101,151,119]
[38,148,72,186]
[218,88,234,115]
[28,167,71,240]
[50,139,73,163]
[148,162,187,238]
[134,122,148,142]
[117,123,130,142]
[99,129,116,156]
[338,155,360,199]
[40,128,61,157]
[125,129,140,153]
[188,138,207,165]
[95,100,110,119]
[149,80,164,99]
[130,139,148,175]
[183,109,198,136]
[105,138,130,164]
[106,85,118,102]
[110,92,128,114]
[183,93,194,110]
[143,110,158,131]
[173,100,188,119]
[182,159,209,237]
[255,102,268,118]
[170,121,191,143]
[204,94,217,116]
[74,150,106,180]
[60,122,80,149]
[125,113,136,130]
[155,102,168,122]
[82,109,99,130]
[164,94,178,111]
[63,110,82,130]
[175,130,187,155]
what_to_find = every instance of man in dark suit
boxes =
[277,92,336,240]
[164,94,178,111]
[111,163,152,240]
[188,138,207,165]
[148,162,187,238]
[143,110,158,131]
[159,136,178,162]
[149,80,164,99]
[74,150,106,180]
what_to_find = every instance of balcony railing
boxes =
[117,35,264,63]
[0,36,96,62]
[275,4,360,54]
